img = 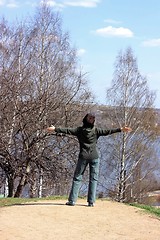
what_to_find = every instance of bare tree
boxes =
[0,4,94,197]
[101,47,159,202]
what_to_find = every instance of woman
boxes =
[47,113,132,207]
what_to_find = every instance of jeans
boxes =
[68,158,99,203]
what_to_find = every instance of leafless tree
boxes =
[100,47,159,202]
[0,4,94,197]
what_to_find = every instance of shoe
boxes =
[88,202,94,207]
[66,201,75,206]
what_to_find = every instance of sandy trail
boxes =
[0,199,160,240]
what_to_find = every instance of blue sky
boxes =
[0,0,160,108]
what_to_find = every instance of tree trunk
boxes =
[7,176,14,197]
[38,168,43,198]
[14,175,27,198]
[118,133,126,202]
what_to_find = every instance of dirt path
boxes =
[0,199,160,240]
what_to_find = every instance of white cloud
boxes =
[0,0,5,6]
[7,0,19,8]
[77,48,86,56]
[93,26,133,38]
[142,38,160,47]
[64,0,100,8]
[0,0,19,7]
[0,0,101,8]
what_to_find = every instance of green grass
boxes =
[0,195,67,207]
[129,203,160,218]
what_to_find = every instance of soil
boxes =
[0,199,160,240]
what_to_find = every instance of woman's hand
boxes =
[46,125,56,132]
[121,126,132,132]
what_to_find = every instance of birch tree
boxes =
[0,5,94,197]
[103,47,158,202]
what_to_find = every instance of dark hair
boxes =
[82,113,95,128]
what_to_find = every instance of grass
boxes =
[0,195,67,207]
[129,202,160,218]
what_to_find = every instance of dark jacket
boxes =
[55,126,121,160]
